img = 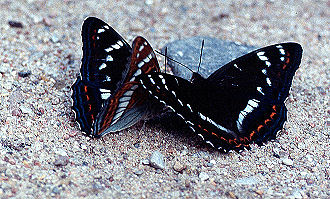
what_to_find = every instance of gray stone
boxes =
[162,36,256,80]
[199,172,209,181]
[133,170,144,176]
[235,176,259,185]
[149,151,165,170]
[54,155,69,166]
[282,158,294,166]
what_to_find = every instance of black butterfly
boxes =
[71,17,160,137]
[138,43,302,151]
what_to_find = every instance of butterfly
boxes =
[138,42,302,151]
[71,17,160,137]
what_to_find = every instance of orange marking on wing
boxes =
[84,86,88,93]
[90,114,94,121]
[257,125,264,132]
[220,137,227,142]
[211,132,218,137]
[282,64,287,70]
[240,137,250,143]
[270,112,276,119]
[92,35,96,40]
[88,104,92,112]
[264,119,272,125]
[86,95,90,101]
[228,139,238,145]
[285,57,290,64]
[249,131,256,140]
[272,105,277,111]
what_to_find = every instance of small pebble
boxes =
[149,151,165,170]
[206,162,214,167]
[51,34,60,43]
[173,161,186,173]
[12,109,22,117]
[134,170,144,176]
[199,172,209,181]
[20,106,33,114]
[8,21,24,28]
[54,155,69,166]
[142,159,149,165]
[282,158,294,166]
[18,71,31,77]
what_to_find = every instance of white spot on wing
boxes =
[167,105,175,112]
[99,63,107,70]
[187,104,193,112]
[134,69,142,77]
[150,77,155,84]
[187,121,194,126]
[236,99,260,132]
[106,55,113,62]
[119,96,131,102]
[262,69,267,75]
[112,43,121,49]
[206,141,215,148]
[105,47,113,52]
[266,77,272,86]
[234,64,242,71]
[118,101,129,108]
[100,88,111,93]
[199,112,206,120]
[137,61,144,68]
[139,45,144,52]
[171,90,176,97]
[279,48,285,55]
[98,29,105,33]
[198,134,205,140]
[101,93,111,99]
[117,40,124,46]
[143,54,151,63]
[257,87,265,95]
[177,99,183,106]
[189,126,195,132]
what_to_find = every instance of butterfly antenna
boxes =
[155,50,193,73]
[197,39,204,74]
[164,47,167,73]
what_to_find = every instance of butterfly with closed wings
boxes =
[71,17,160,137]
[138,42,302,152]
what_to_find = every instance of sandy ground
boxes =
[0,0,329,198]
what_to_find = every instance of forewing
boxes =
[71,17,131,136]
[93,37,160,137]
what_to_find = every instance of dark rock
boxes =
[18,70,31,78]
[162,36,256,80]
[8,21,24,28]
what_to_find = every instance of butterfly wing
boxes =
[71,17,132,135]
[93,36,160,137]
[139,43,302,151]
[197,43,302,145]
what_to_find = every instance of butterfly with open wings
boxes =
[138,42,302,151]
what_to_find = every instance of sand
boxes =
[0,0,328,198]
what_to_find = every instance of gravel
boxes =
[0,0,328,198]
